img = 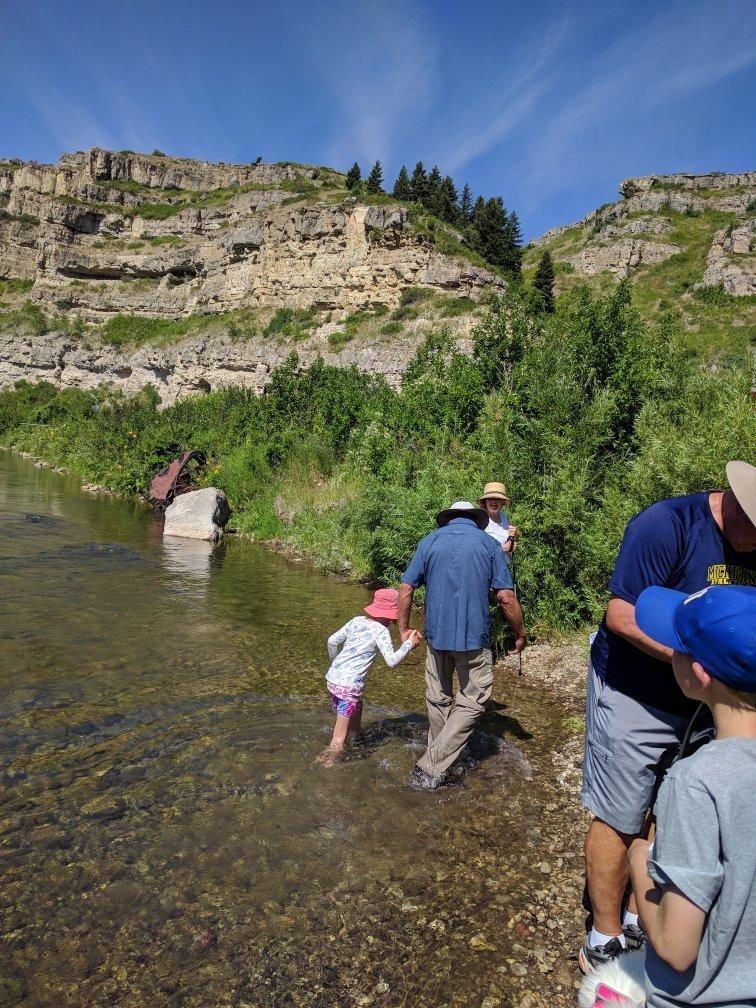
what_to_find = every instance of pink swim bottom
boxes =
[327,683,364,718]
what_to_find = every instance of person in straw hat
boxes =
[579,460,756,976]
[397,501,527,787]
[479,481,519,557]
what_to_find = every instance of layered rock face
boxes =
[533,171,756,285]
[0,324,428,405]
[0,148,502,321]
[699,219,755,295]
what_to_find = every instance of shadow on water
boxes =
[0,451,565,1008]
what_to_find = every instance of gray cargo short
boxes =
[581,658,689,836]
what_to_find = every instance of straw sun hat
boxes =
[479,481,510,505]
[727,460,756,528]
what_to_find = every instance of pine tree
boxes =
[410,161,427,203]
[392,165,412,200]
[439,176,458,224]
[533,250,556,312]
[425,165,443,213]
[468,198,522,275]
[503,210,523,275]
[468,195,487,250]
[346,162,361,190]
[459,184,473,225]
[471,195,486,227]
[366,160,384,194]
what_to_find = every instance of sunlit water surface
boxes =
[0,451,565,1008]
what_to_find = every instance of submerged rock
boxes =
[163,487,231,542]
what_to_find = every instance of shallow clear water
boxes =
[0,451,566,1008]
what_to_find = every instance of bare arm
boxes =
[397,583,414,641]
[606,596,674,663]
[629,838,705,972]
[495,588,526,654]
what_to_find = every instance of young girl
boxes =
[323,588,420,754]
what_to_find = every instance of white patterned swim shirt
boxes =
[326,616,412,691]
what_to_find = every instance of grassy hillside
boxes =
[523,191,755,364]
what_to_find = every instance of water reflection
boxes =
[162,536,215,582]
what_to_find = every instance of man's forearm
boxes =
[606,597,674,663]
[496,589,525,641]
[397,583,414,636]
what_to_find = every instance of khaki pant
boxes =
[417,645,493,777]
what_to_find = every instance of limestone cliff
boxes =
[0,148,502,320]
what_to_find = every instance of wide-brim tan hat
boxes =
[727,460,756,528]
[436,500,489,531]
[479,481,510,505]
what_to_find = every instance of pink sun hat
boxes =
[364,588,400,619]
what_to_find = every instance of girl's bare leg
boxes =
[315,714,351,766]
[329,714,351,750]
[348,704,363,740]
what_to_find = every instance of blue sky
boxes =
[1,0,754,239]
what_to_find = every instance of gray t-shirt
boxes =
[645,737,756,1008]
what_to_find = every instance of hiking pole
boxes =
[511,550,523,677]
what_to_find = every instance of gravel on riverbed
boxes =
[488,642,592,1008]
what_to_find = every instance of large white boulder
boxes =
[163,487,231,542]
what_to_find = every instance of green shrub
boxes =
[399,287,431,307]
[3,300,51,337]
[380,321,403,335]
[0,278,34,298]
[390,304,419,321]
[328,329,352,349]
[262,306,319,340]
[1,284,748,633]
[438,296,475,317]
[100,314,197,348]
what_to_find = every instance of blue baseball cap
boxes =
[636,585,756,691]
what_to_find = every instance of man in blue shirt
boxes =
[579,460,756,975]
[398,501,526,786]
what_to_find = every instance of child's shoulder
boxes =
[667,737,756,795]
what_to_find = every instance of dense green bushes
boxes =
[0,283,750,632]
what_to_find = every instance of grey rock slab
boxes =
[163,487,231,542]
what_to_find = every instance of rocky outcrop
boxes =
[601,216,670,238]
[698,220,756,295]
[620,172,756,197]
[571,238,680,277]
[533,172,756,248]
[0,148,503,323]
[163,487,231,542]
[0,323,429,405]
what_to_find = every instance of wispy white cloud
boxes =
[521,0,756,190]
[291,0,440,169]
[431,19,568,173]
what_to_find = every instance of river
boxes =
[0,450,575,1008]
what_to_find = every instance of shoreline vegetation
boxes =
[0,285,750,635]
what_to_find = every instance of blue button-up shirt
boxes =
[402,517,513,651]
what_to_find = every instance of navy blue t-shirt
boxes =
[591,493,756,715]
